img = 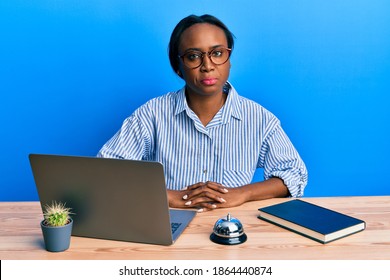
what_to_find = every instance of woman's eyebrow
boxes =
[183,45,225,53]
[183,47,203,53]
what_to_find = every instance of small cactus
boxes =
[43,201,72,227]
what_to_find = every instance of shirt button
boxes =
[203,169,207,174]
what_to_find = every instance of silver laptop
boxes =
[29,154,196,245]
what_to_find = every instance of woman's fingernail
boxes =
[184,201,192,206]
[197,208,204,213]
[211,204,217,208]
[182,194,188,200]
[223,188,229,193]
[220,198,226,203]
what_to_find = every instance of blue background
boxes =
[1,0,389,201]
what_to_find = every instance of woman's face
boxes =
[178,23,231,97]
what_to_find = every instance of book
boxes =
[258,199,366,244]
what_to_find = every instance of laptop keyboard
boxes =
[171,222,182,234]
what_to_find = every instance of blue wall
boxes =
[1,0,389,201]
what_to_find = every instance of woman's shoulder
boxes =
[142,90,181,107]
[234,91,278,121]
[131,89,182,120]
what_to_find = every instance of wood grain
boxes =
[1,196,389,260]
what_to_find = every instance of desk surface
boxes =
[1,196,389,260]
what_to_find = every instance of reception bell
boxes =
[210,213,247,245]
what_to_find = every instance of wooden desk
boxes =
[1,196,389,260]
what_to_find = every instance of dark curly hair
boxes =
[168,14,235,78]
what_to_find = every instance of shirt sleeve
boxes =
[97,111,152,160]
[258,121,308,197]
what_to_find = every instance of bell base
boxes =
[210,233,247,245]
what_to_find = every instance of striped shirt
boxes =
[97,83,308,197]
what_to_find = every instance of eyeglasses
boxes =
[178,47,232,69]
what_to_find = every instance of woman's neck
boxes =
[186,91,227,126]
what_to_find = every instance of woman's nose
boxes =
[200,55,215,72]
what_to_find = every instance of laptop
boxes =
[29,154,197,245]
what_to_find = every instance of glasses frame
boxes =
[178,47,232,69]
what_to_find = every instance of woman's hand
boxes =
[167,182,229,211]
[183,181,229,211]
[167,177,288,212]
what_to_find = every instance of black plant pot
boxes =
[40,218,73,252]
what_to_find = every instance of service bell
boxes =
[210,213,247,245]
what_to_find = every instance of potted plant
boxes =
[40,201,73,252]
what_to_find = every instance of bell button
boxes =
[210,213,247,245]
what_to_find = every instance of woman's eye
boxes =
[211,50,223,57]
[186,53,201,61]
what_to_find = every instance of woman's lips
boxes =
[201,78,217,86]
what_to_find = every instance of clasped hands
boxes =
[167,181,247,212]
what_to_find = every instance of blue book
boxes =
[258,199,366,244]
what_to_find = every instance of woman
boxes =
[98,14,308,212]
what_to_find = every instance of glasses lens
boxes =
[180,48,231,69]
[210,48,230,65]
[182,51,203,68]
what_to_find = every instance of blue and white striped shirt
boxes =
[97,83,308,197]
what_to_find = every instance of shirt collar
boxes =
[174,81,242,123]
[174,86,188,116]
[221,82,242,123]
